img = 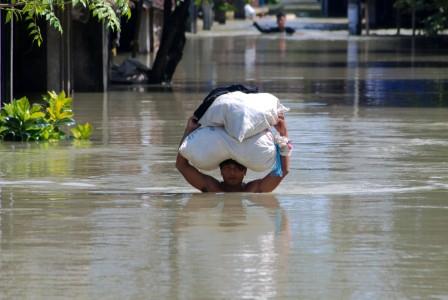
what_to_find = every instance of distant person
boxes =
[244,3,256,20]
[176,116,291,193]
[253,12,295,34]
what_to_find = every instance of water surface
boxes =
[1,34,448,299]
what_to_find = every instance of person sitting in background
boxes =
[245,3,256,20]
[176,116,291,193]
[253,12,295,34]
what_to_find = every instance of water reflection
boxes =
[3,187,447,298]
[0,189,94,299]
[244,38,256,80]
[172,36,448,107]
[0,191,291,299]
[172,194,290,298]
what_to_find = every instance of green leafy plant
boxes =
[0,91,93,142]
[44,91,75,124]
[0,96,47,141]
[0,0,131,46]
[71,123,93,140]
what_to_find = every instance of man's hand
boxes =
[184,116,200,135]
[274,114,288,137]
[177,116,220,192]
[179,116,200,148]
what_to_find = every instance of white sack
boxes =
[198,91,288,142]
[179,126,276,172]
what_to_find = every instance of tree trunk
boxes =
[411,4,416,37]
[147,0,190,84]
[131,0,144,58]
[364,0,370,36]
[396,8,401,35]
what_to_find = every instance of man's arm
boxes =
[285,27,296,34]
[247,116,291,193]
[175,117,220,192]
[253,22,274,33]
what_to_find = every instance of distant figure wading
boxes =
[253,12,296,34]
[176,116,291,193]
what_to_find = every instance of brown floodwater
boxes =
[1,34,448,299]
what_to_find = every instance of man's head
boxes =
[276,12,286,31]
[219,159,247,186]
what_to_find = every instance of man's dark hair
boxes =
[219,159,247,171]
[276,12,286,20]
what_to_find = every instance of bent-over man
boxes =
[176,116,291,193]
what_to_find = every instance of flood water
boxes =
[1,34,448,299]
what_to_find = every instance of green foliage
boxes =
[26,16,44,47]
[217,1,234,12]
[394,0,448,35]
[1,0,131,46]
[44,91,75,126]
[423,0,448,35]
[43,9,63,33]
[0,97,48,141]
[394,0,425,11]
[89,0,121,32]
[0,91,93,142]
[71,123,93,140]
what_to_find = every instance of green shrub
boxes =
[71,123,93,140]
[0,91,92,142]
[394,0,448,35]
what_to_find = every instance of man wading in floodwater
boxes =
[176,116,291,193]
[253,12,296,35]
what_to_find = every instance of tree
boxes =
[423,0,448,35]
[0,0,192,85]
[394,0,425,36]
[0,0,131,46]
[147,0,191,84]
[394,0,448,36]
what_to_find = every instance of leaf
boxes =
[4,117,22,131]
[2,102,16,117]
[6,10,13,23]
[54,117,75,127]
[44,10,63,34]
[71,122,93,140]
[0,126,8,135]
[31,103,43,113]
[30,111,46,119]
[48,90,58,100]
[16,96,31,113]
[15,97,32,121]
